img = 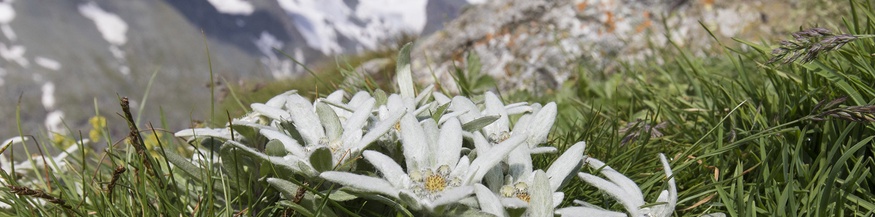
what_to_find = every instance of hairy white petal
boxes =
[529,170,553,217]
[437,110,467,125]
[524,102,557,147]
[546,142,586,192]
[466,135,526,185]
[259,129,306,157]
[577,172,643,216]
[531,147,559,154]
[507,145,533,181]
[655,153,677,217]
[433,92,451,105]
[414,85,434,106]
[451,96,481,123]
[428,186,474,209]
[472,132,492,154]
[450,156,470,178]
[251,103,289,121]
[553,192,564,209]
[356,109,404,150]
[325,90,345,103]
[400,113,428,170]
[285,95,325,146]
[264,93,288,108]
[174,128,233,140]
[475,184,507,217]
[483,91,510,135]
[555,207,626,217]
[343,98,375,133]
[436,118,462,167]
[586,157,644,203]
[348,91,372,107]
[499,197,528,209]
[363,151,409,189]
[421,119,440,166]
[321,172,399,198]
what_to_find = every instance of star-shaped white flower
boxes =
[555,153,677,217]
[474,142,587,216]
[247,91,404,175]
[451,92,557,154]
[475,169,556,217]
[320,116,527,213]
[176,90,404,177]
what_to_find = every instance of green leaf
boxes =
[230,124,264,144]
[316,102,343,141]
[265,139,289,156]
[309,146,334,172]
[431,102,451,123]
[462,115,501,132]
[374,89,388,106]
[267,177,302,198]
[199,137,224,153]
[277,200,315,217]
[396,42,415,98]
[466,51,481,81]
[325,187,359,201]
[164,151,203,180]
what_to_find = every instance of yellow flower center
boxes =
[501,182,531,203]
[424,174,447,193]
[516,192,531,203]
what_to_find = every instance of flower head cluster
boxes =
[171,44,682,215]
[171,85,682,215]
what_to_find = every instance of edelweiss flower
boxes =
[474,142,586,216]
[476,170,555,217]
[451,92,557,154]
[510,101,558,153]
[176,90,404,177]
[556,153,677,217]
[320,116,527,213]
[246,91,404,176]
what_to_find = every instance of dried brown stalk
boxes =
[119,97,163,187]
[7,185,72,210]
[619,119,668,145]
[107,165,126,202]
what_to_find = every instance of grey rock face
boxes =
[409,0,820,94]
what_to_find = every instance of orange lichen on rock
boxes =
[605,11,616,33]
[636,11,652,33]
[575,2,587,12]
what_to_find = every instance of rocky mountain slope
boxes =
[0,0,469,138]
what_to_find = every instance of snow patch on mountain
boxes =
[0,1,15,41]
[0,42,27,67]
[79,2,128,45]
[41,82,56,110]
[79,2,130,75]
[254,31,301,78]
[207,0,254,15]
[0,0,14,24]
[34,56,61,71]
[277,0,427,55]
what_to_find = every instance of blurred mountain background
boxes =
[0,0,845,141]
[0,0,469,138]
